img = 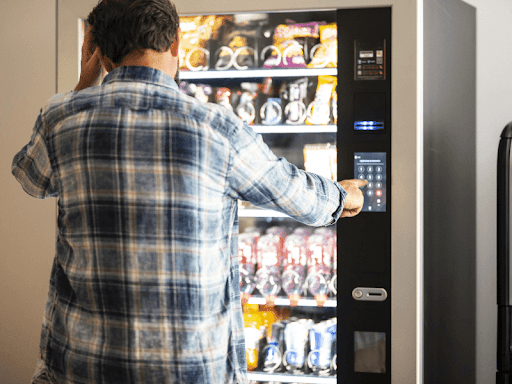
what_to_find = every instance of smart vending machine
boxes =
[174,7,392,384]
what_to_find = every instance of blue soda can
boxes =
[283,319,313,373]
[307,320,336,374]
[262,322,285,372]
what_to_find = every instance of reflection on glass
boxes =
[354,331,386,373]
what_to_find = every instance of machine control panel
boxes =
[355,39,386,81]
[354,152,387,212]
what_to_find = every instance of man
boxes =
[12,0,366,383]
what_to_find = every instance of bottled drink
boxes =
[256,228,286,305]
[306,231,333,306]
[239,231,259,303]
[281,233,308,306]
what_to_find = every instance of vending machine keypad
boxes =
[354,152,387,212]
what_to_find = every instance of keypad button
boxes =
[375,174,382,181]
[358,174,365,180]
[367,174,374,181]
[367,190,373,197]
[376,166,383,173]
[367,166,373,173]
[376,182,382,189]
[358,166,365,173]
[368,182,374,189]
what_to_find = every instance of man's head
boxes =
[87,0,180,65]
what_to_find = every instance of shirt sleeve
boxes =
[11,110,58,199]
[227,121,346,227]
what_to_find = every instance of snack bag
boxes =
[235,83,259,124]
[306,75,337,125]
[215,14,267,70]
[307,23,337,68]
[179,15,230,71]
[281,78,310,125]
[262,22,321,69]
[303,143,337,181]
[215,87,234,112]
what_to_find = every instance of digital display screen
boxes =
[354,152,387,212]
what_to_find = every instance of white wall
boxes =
[461,0,512,383]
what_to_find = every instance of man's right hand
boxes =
[338,179,368,218]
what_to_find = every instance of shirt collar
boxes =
[102,66,179,90]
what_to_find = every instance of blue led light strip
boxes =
[354,121,385,131]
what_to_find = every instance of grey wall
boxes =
[0,1,57,383]
[461,0,512,383]
[423,0,476,382]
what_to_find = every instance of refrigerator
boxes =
[58,0,477,383]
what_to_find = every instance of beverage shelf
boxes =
[246,296,337,308]
[180,68,337,80]
[247,372,337,383]
[251,125,337,134]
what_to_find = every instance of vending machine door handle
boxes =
[352,287,388,301]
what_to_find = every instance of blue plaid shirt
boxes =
[12,66,345,384]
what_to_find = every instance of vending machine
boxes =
[58,0,477,383]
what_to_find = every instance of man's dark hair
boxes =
[87,0,180,64]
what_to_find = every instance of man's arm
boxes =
[11,113,58,199]
[227,121,365,226]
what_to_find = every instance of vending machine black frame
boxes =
[337,7,392,383]
[497,122,512,384]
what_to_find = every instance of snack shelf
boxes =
[251,125,337,134]
[246,296,337,308]
[247,372,337,383]
[180,68,337,80]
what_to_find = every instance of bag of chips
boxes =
[179,15,231,71]
[308,23,337,68]
[306,75,337,125]
[262,22,322,69]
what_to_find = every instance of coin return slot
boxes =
[352,287,388,301]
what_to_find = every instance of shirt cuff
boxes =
[324,181,347,226]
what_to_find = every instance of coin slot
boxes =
[352,287,388,301]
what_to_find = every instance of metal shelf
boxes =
[180,68,337,80]
[247,372,337,383]
[247,296,337,308]
[251,125,337,134]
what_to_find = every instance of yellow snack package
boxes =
[179,15,231,71]
[306,75,337,125]
[307,23,337,68]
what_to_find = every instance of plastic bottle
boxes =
[281,233,308,306]
[256,228,285,306]
[306,231,333,306]
[239,231,259,304]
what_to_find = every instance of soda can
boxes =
[283,319,313,373]
[307,321,333,375]
[262,322,286,372]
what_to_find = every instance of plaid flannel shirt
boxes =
[12,66,345,384]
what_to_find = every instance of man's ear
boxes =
[170,28,180,57]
